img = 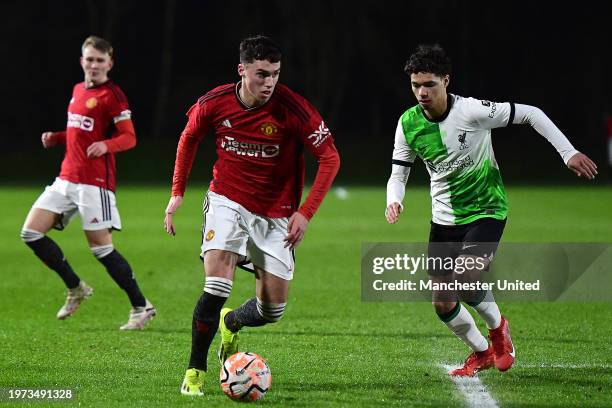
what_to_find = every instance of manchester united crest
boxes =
[86,97,98,109]
[205,230,215,241]
[260,122,278,136]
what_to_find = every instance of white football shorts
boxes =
[32,177,122,231]
[200,191,295,280]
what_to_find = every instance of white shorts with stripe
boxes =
[32,177,122,231]
[200,191,294,281]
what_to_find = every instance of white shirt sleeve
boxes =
[464,97,514,130]
[512,103,579,164]
[387,119,417,208]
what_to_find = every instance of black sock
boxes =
[225,297,268,332]
[189,291,227,371]
[97,249,146,307]
[25,236,80,288]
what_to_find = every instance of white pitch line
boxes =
[441,364,499,408]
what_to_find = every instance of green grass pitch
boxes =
[0,185,610,407]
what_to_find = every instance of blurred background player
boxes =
[20,36,156,330]
[385,44,597,376]
[164,35,340,396]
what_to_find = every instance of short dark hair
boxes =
[404,44,451,77]
[82,35,114,58]
[239,35,282,64]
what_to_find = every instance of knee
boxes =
[257,298,286,323]
[432,301,457,315]
[204,250,239,277]
[20,228,44,243]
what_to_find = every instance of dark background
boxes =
[2,1,611,186]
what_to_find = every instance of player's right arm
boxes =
[41,131,66,148]
[164,102,209,236]
[386,118,416,224]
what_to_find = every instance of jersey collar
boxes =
[234,82,273,111]
[84,79,111,90]
[420,93,454,123]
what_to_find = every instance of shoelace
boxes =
[127,308,147,320]
[464,353,477,365]
[65,289,82,302]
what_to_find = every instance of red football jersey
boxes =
[172,83,339,219]
[59,81,132,192]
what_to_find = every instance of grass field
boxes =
[1,185,611,407]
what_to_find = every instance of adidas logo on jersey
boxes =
[90,218,99,223]
[221,119,232,128]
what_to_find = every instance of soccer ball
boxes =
[220,352,272,401]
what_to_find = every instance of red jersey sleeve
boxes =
[106,83,131,122]
[55,131,67,145]
[171,101,211,196]
[105,120,136,153]
[295,101,340,220]
[104,83,136,153]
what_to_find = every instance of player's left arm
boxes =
[512,104,597,179]
[285,121,340,249]
[87,89,135,158]
[87,119,136,158]
[469,98,597,179]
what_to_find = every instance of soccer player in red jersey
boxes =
[165,35,340,396]
[20,36,155,330]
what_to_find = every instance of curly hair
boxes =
[404,44,451,77]
[239,35,282,64]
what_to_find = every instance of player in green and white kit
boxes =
[386,45,597,376]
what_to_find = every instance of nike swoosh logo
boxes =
[461,244,478,250]
[509,344,515,358]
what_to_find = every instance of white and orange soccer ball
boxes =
[220,352,272,401]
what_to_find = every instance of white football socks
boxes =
[444,304,489,352]
[470,291,502,329]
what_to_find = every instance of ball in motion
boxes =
[220,352,272,401]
